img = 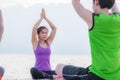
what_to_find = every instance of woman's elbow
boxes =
[0,25,4,33]
[72,0,78,5]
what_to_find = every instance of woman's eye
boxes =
[41,32,44,34]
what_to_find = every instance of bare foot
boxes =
[53,75,64,80]
[54,77,65,80]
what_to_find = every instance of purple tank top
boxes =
[34,42,51,71]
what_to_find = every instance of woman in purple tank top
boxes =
[30,8,60,80]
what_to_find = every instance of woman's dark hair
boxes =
[37,26,48,34]
[93,0,115,9]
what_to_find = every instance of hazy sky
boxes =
[0,0,70,8]
[0,0,120,55]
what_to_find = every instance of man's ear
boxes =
[95,0,99,6]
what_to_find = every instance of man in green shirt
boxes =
[55,0,120,80]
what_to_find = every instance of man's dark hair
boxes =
[93,0,115,9]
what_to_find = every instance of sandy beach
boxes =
[0,54,91,80]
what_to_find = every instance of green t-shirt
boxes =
[89,13,120,80]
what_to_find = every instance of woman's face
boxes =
[38,28,48,41]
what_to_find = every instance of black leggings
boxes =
[62,65,104,80]
[30,67,56,79]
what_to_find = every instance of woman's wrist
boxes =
[44,16,47,20]
[33,27,37,30]
[40,17,44,20]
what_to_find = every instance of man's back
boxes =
[89,13,120,80]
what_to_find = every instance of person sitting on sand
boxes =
[0,9,5,80]
[0,10,4,42]
[55,0,120,80]
[30,8,61,80]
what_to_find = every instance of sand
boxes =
[0,54,91,80]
